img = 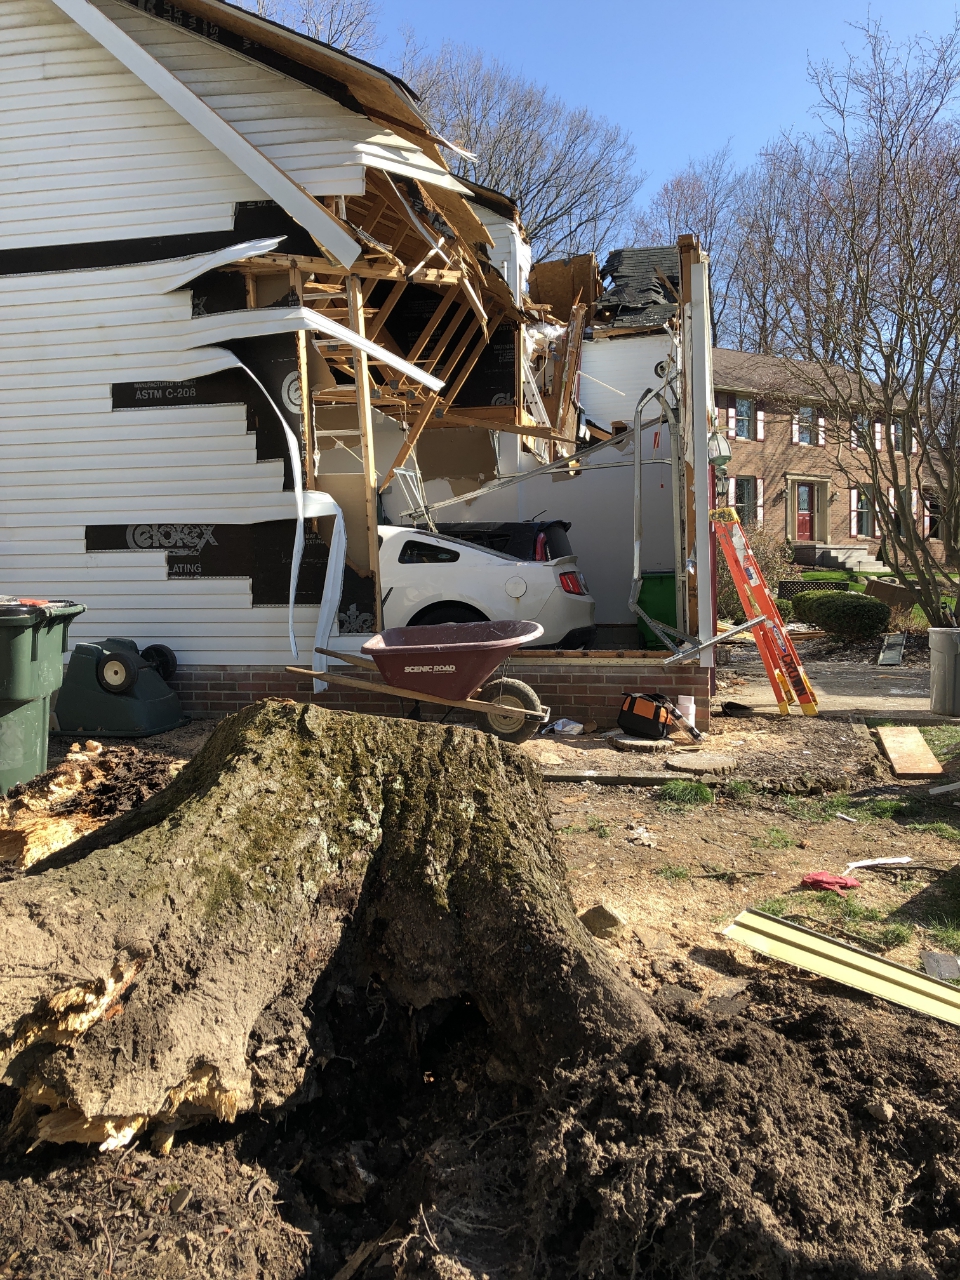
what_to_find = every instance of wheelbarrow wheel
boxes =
[477,677,541,744]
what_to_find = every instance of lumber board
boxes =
[876,725,943,777]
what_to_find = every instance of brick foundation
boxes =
[168,655,713,730]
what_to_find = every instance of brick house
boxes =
[712,348,940,570]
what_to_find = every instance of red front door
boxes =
[796,484,815,540]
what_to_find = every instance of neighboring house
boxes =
[713,348,939,569]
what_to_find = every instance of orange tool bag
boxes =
[617,692,680,740]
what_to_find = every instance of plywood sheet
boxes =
[876,725,942,777]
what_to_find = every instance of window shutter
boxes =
[888,485,895,512]
[850,488,859,537]
[817,416,826,446]
[756,409,764,441]
[791,416,799,444]
[727,406,736,439]
[910,428,918,455]
[875,422,883,450]
[850,423,859,449]
[912,488,919,523]
[756,477,764,526]
[727,475,736,506]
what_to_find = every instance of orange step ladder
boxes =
[712,508,818,716]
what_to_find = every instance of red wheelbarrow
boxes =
[286,620,550,743]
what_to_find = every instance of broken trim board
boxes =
[876,725,942,777]
[724,909,960,1026]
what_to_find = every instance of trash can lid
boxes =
[0,603,38,618]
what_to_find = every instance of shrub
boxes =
[717,526,801,623]
[792,589,843,624]
[806,592,890,641]
[775,598,794,623]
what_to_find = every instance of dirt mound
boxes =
[2,966,959,1278]
[531,971,960,1278]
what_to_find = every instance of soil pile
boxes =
[0,704,955,1279]
[1,967,959,1278]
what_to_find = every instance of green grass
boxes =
[928,921,960,952]
[588,816,611,839]
[752,888,914,950]
[907,820,960,842]
[755,896,789,917]
[782,793,859,822]
[655,865,690,882]
[722,779,755,800]
[659,779,714,806]
[920,724,960,772]
[751,825,795,849]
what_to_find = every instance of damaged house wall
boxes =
[0,0,515,667]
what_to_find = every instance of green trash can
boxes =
[0,599,86,794]
[637,572,678,649]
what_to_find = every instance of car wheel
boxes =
[477,677,542,744]
[96,650,139,694]
[141,643,178,682]
[409,602,489,626]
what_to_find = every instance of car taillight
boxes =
[559,571,588,596]
[535,531,548,561]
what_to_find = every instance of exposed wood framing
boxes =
[347,275,383,629]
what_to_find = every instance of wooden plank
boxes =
[406,290,462,364]
[876,725,943,777]
[346,275,383,629]
[365,281,405,341]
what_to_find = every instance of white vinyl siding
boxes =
[95,0,465,195]
[0,0,265,248]
[0,250,324,663]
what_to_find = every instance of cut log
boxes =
[0,700,657,1151]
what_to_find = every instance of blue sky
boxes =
[378,0,959,194]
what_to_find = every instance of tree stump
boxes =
[0,701,657,1151]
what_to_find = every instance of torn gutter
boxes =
[724,909,960,1027]
[46,0,361,268]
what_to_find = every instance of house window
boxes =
[925,492,943,540]
[734,476,758,524]
[856,486,875,537]
[797,406,815,445]
[891,420,904,453]
[735,397,754,440]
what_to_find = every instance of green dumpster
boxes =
[637,572,678,649]
[0,599,86,794]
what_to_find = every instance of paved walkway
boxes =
[723,658,942,719]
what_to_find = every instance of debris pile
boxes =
[0,741,183,869]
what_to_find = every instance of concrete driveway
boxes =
[723,658,936,718]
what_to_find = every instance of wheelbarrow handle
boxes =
[314,646,378,673]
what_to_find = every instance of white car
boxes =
[378,526,595,647]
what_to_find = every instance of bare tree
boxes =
[767,21,960,623]
[398,41,643,259]
[631,145,744,344]
[236,0,381,56]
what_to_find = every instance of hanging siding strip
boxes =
[46,0,360,265]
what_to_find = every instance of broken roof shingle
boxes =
[593,246,680,332]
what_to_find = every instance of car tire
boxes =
[141,643,178,682]
[96,650,139,694]
[477,677,542,744]
[409,602,489,626]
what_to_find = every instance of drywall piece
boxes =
[878,633,907,666]
[876,725,943,777]
[47,0,361,267]
[724,909,960,1027]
